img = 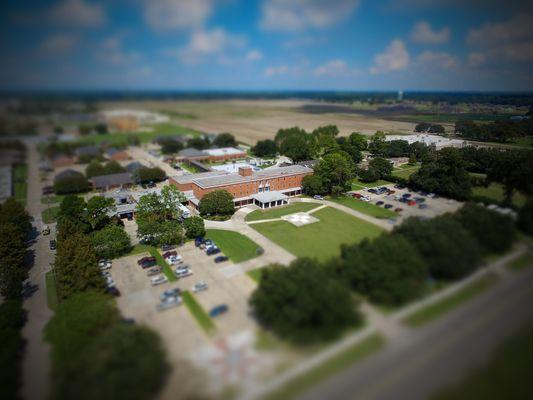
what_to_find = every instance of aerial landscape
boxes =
[0,1,532,400]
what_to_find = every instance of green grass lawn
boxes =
[351,178,391,190]
[472,183,526,208]
[251,207,384,261]
[507,252,533,271]
[45,271,59,310]
[13,164,28,204]
[42,206,60,224]
[41,195,65,205]
[205,229,261,263]
[126,244,153,257]
[403,273,499,327]
[266,334,385,400]
[392,165,420,179]
[181,291,216,334]
[74,123,201,147]
[328,196,397,219]
[148,247,177,281]
[246,268,265,283]
[245,202,322,222]
[14,182,27,204]
[432,322,533,400]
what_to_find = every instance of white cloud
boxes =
[260,0,359,32]
[172,28,246,65]
[467,14,533,46]
[314,59,358,76]
[416,51,458,69]
[95,36,140,65]
[370,39,410,74]
[47,0,106,28]
[39,34,78,55]
[410,21,450,44]
[245,50,263,62]
[265,65,289,77]
[144,0,213,31]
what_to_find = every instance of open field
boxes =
[351,178,391,190]
[205,229,261,263]
[392,164,420,179]
[99,99,417,144]
[251,207,383,261]
[245,202,321,222]
[472,183,526,208]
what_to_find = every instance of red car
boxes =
[137,256,156,265]
[163,251,177,258]
[408,200,417,206]
[353,193,362,199]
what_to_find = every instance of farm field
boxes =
[99,99,416,144]
[251,207,383,261]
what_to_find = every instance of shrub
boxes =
[183,216,205,239]
[91,225,132,259]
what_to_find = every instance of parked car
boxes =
[99,259,112,269]
[387,190,396,195]
[214,255,229,263]
[157,295,181,311]
[163,250,177,258]
[137,256,156,265]
[427,193,436,198]
[42,186,54,195]
[49,240,56,250]
[394,207,403,212]
[195,237,205,247]
[402,193,412,198]
[376,201,384,206]
[407,200,417,206]
[107,286,121,297]
[206,247,221,256]
[106,276,116,288]
[415,197,426,203]
[41,225,50,236]
[161,244,176,252]
[175,268,193,278]
[140,259,157,269]
[146,266,162,276]
[384,204,393,209]
[159,288,181,301]
[313,195,324,200]
[209,304,229,317]
[368,188,377,194]
[151,275,168,286]
[419,204,428,209]
[353,193,362,199]
[192,282,208,293]
[147,181,157,188]
[166,255,183,265]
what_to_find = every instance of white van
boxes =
[41,225,50,235]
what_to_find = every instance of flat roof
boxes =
[204,147,246,156]
[251,191,288,203]
[173,171,228,185]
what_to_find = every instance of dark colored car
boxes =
[214,256,229,263]
[147,181,156,188]
[161,244,176,252]
[137,256,156,265]
[394,207,403,212]
[195,237,205,247]
[49,240,56,250]
[376,201,384,206]
[42,186,54,195]
[368,188,377,194]
[419,204,428,209]
[206,247,221,256]
[402,193,412,198]
[209,304,228,317]
[384,204,393,209]
[107,286,121,297]
[163,251,177,258]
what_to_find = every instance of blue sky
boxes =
[0,0,532,91]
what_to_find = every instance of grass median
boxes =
[328,196,396,219]
[181,291,216,334]
[403,273,499,327]
[206,229,262,263]
[266,334,385,400]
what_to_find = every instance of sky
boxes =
[0,0,532,91]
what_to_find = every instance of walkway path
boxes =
[21,142,54,400]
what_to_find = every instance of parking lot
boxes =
[110,242,258,363]
[352,183,462,221]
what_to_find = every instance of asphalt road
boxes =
[300,266,533,400]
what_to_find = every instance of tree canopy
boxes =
[252,139,277,158]
[313,152,355,194]
[213,132,238,147]
[199,190,235,218]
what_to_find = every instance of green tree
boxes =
[252,139,277,158]
[314,152,355,194]
[79,124,93,136]
[91,225,131,259]
[54,234,105,299]
[160,185,187,219]
[86,196,115,231]
[0,198,32,236]
[339,235,427,305]
[454,203,517,254]
[275,127,317,162]
[369,157,393,178]
[302,175,326,196]
[395,216,482,280]
[408,153,417,165]
[0,300,26,399]
[134,167,166,184]
[186,137,210,150]
[103,160,126,175]
[94,123,108,135]
[53,171,89,195]
[199,190,235,218]
[157,220,184,245]
[159,138,183,155]
[0,224,28,299]
[57,195,89,233]
[183,216,206,239]
[85,160,106,178]
[213,132,238,147]
[358,167,380,183]
[337,137,363,164]
[518,197,533,236]
[368,131,387,155]
[250,258,362,343]
[348,132,368,151]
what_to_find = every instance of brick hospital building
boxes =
[170,165,313,209]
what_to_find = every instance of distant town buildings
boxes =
[177,147,247,163]
[385,134,465,150]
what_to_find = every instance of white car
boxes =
[156,295,181,311]
[151,275,168,286]
[192,282,208,293]
[98,260,112,270]
[165,255,183,265]
[175,268,193,278]
[313,195,324,200]
[106,276,116,288]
